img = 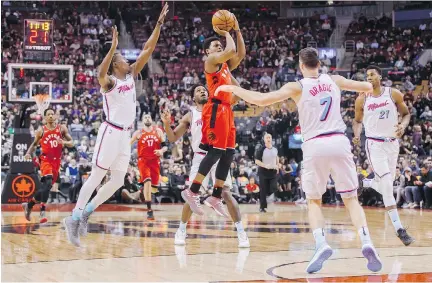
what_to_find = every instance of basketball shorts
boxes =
[138,157,160,186]
[40,159,61,184]
[301,134,358,199]
[200,100,235,150]
[187,152,232,190]
[92,122,131,172]
[365,138,399,179]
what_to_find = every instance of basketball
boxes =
[212,10,235,32]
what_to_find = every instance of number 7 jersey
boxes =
[297,74,346,141]
[363,87,398,138]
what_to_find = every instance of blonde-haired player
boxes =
[216,47,382,274]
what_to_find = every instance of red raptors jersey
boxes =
[205,62,233,104]
[138,127,162,159]
[40,125,63,160]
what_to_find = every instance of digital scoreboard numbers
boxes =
[24,19,54,62]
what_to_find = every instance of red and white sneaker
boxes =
[204,196,229,218]
[181,189,204,216]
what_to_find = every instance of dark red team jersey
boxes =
[137,127,162,159]
[40,125,63,160]
[205,62,233,104]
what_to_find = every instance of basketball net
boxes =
[33,94,51,115]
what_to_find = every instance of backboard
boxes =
[7,63,73,104]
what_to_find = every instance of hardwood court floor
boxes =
[1,203,432,282]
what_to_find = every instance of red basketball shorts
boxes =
[138,158,160,186]
[40,159,61,184]
[201,100,236,150]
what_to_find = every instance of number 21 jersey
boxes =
[297,74,346,141]
[137,127,162,159]
[363,87,398,138]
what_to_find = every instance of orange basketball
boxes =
[212,10,235,32]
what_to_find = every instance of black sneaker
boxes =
[147,210,155,220]
[397,228,415,246]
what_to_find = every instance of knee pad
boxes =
[198,148,224,175]
[380,173,396,207]
[215,149,235,181]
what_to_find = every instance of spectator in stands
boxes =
[419,165,432,208]
[393,166,406,207]
[244,177,259,203]
[170,166,186,203]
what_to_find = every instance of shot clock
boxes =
[24,19,54,62]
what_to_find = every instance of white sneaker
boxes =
[300,199,307,204]
[306,244,333,273]
[174,229,187,245]
[237,231,250,248]
[361,244,382,272]
[402,203,410,208]
[295,198,305,204]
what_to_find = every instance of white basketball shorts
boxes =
[92,122,131,172]
[187,152,232,190]
[365,138,399,180]
[301,134,358,199]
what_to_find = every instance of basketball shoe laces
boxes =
[192,193,202,208]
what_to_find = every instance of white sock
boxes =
[235,221,244,233]
[358,226,372,245]
[90,170,126,208]
[312,228,326,248]
[74,166,107,211]
[179,221,187,232]
[388,209,403,231]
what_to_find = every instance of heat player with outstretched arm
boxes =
[23,109,74,223]
[63,3,168,247]
[216,48,383,274]
[130,114,167,220]
[181,17,246,216]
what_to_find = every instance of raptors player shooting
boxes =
[181,16,246,216]
[63,3,168,247]
[23,108,74,223]
[131,114,167,220]
[353,65,414,246]
[216,48,383,274]
[161,84,250,248]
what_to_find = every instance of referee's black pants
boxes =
[259,174,277,210]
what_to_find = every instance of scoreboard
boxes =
[24,19,54,62]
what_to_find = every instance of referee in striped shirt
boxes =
[255,133,279,213]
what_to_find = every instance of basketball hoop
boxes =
[33,94,51,115]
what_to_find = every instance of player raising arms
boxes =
[23,109,74,223]
[63,3,168,247]
[161,84,250,248]
[352,65,414,246]
[181,15,246,216]
[216,48,383,274]
[130,114,167,220]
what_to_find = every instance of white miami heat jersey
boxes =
[363,87,398,138]
[297,74,346,141]
[190,106,204,153]
[101,74,136,127]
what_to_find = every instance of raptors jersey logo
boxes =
[205,62,233,104]
[137,127,162,159]
[40,125,63,160]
